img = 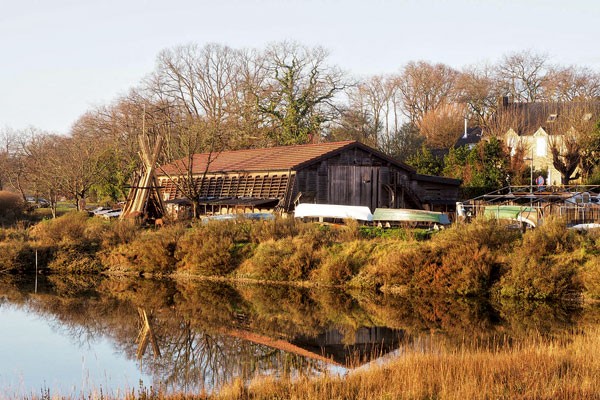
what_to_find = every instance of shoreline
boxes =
[1,211,599,301]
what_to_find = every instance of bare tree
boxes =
[142,43,243,217]
[543,66,600,102]
[0,127,17,191]
[397,61,459,125]
[4,127,40,202]
[455,65,502,128]
[22,132,62,217]
[485,103,528,138]
[496,50,551,103]
[419,104,466,149]
[327,104,379,147]
[31,125,112,211]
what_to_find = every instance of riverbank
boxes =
[1,212,600,300]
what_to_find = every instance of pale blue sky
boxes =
[2,0,599,134]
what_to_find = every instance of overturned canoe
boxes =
[483,205,538,227]
[294,203,374,221]
[373,208,451,225]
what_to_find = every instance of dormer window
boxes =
[583,113,593,121]
[547,114,558,122]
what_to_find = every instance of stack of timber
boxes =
[120,134,165,221]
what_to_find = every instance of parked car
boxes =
[26,196,50,208]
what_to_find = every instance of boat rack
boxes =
[457,185,600,227]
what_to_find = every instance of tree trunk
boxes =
[192,200,199,219]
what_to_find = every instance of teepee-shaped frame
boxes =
[120,132,165,221]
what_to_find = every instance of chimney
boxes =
[463,117,468,139]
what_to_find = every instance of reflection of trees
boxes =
[138,318,329,394]
[0,274,594,395]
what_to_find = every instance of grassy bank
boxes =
[1,212,600,300]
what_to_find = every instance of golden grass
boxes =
[212,326,600,400]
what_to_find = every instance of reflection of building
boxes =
[225,326,404,369]
[291,327,404,367]
[157,141,460,218]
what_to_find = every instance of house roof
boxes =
[414,173,462,186]
[158,140,415,176]
[455,127,483,147]
[498,101,600,136]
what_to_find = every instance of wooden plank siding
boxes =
[328,166,380,208]
[294,151,420,211]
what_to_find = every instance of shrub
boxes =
[433,218,520,254]
[499,218,584,300]
[103,224,184,275]
[31,212,95,246]
[436,243,496,296]
[100,219,140,247]
[311,241,375,285]
[176,221,250,276]
[47,244,104,273]
[0,191,25,225]
[238,237,319,281]
[360,222,506,296]
[361,243,424,289]
[249,217,301,242]
[581,257,600,299]
[0,241,35,272]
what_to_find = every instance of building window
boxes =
[536,137,547,157]
[547,114,558,122]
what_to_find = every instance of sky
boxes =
[2,0,600,134]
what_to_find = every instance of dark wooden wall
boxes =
[294,148,416,211]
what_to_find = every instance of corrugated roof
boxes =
[158,140,362,175]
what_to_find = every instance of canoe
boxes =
[294,204,374,221]
[373,208,450,225]
[201,212,275,223]
[483,205,538,227]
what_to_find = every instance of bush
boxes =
[47,244,103,273]
[581,257,600,299]
[0,191,25,225]
[0,241,35,272]
[238,237,319,281]
[311,241,375,285]
[249,217,301,242]
[31,212,95,246]
[499,218,584,300]
[103,224,184,275]
[434,218,520,254]
[100,219,140,247]
[176,221,251,276]
[359,221,510,296]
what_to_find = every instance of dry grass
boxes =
[211,326,600,400]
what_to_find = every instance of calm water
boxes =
[0,275,596,398]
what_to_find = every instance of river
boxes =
[0,274,595,398]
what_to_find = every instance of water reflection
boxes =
[0,274,596,396]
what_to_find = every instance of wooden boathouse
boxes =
[157,141,461,216]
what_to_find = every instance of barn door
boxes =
[328,166,380,210]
